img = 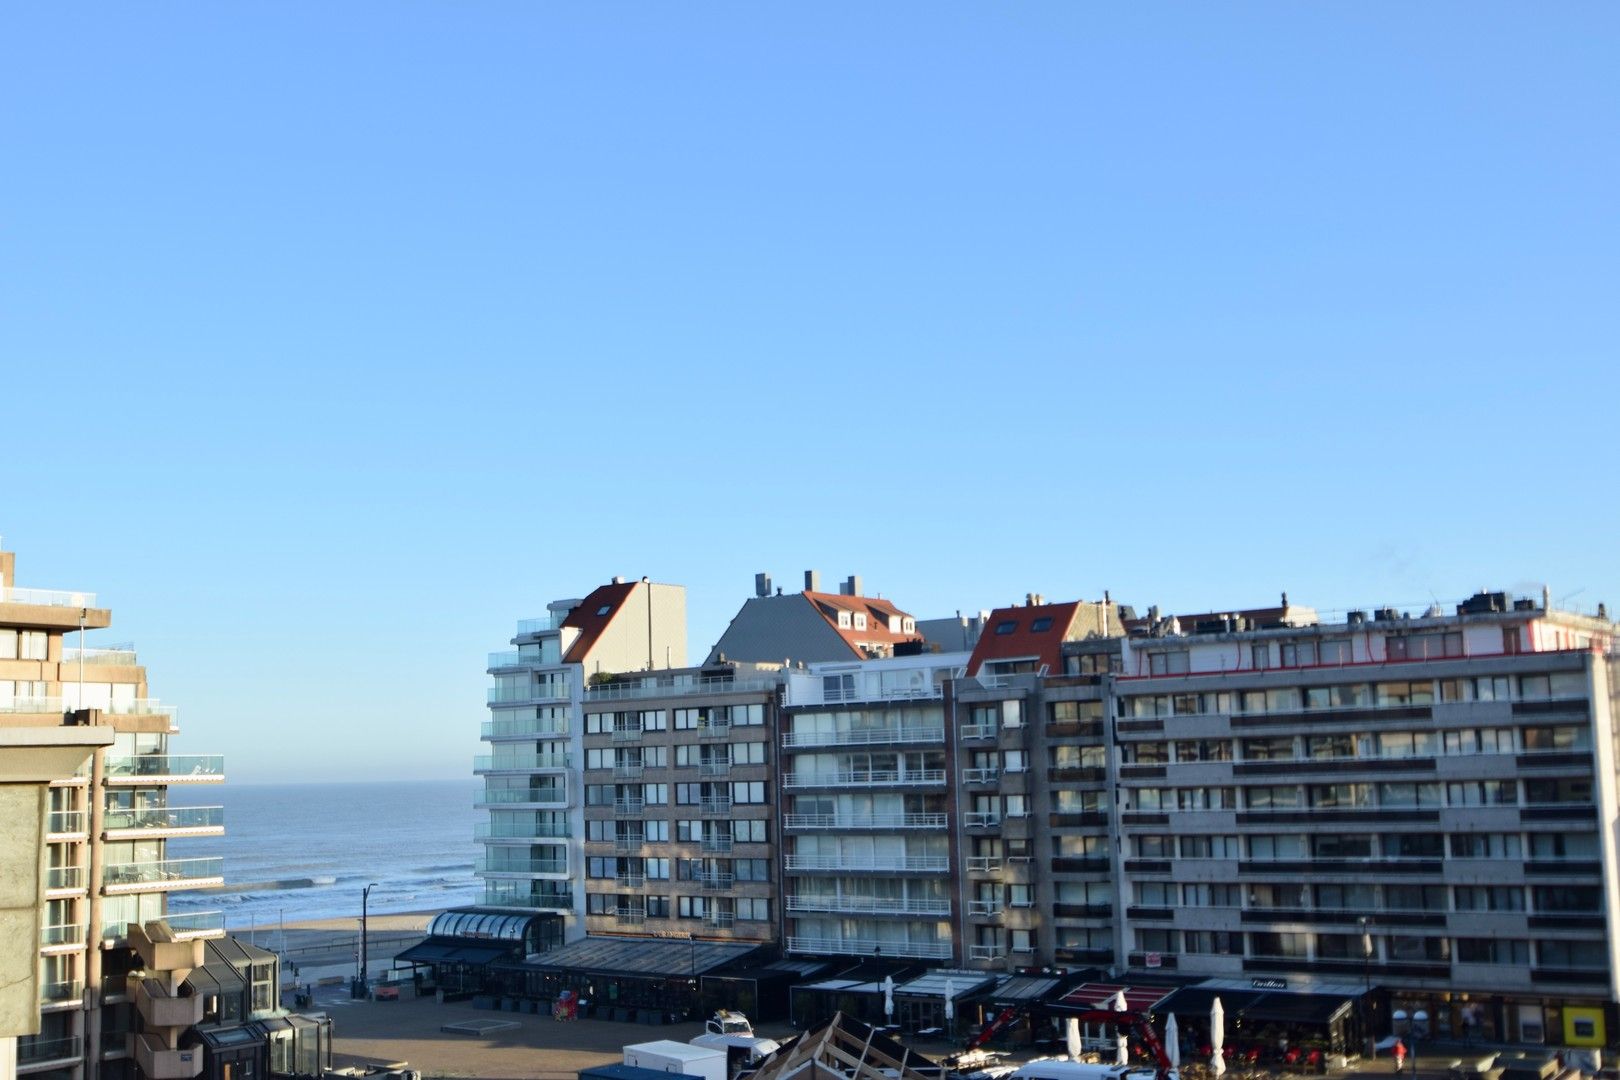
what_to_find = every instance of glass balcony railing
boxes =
[473,753,571,772]
[516,613,569,634]
[584,676,777,702]
[47,866,85,890]
[47,810,87,835]
[18,1035,81,1063]
[40,923,85,947]
[477,787,568,806]
[165,910,226,938]
[487,685,570,704]
[103,806,224,832]
[40,980,85,1004]
[0,697,65,714]
[481,884,572,910]
[106,699,179,719]
[63,645,138,665]
[474,821,570,840]
[476,856,568,875]
[104,755,224,780]
[482,717,570,739]
[1,586,97,608]
[103,857,224,887]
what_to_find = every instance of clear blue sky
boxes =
[3,4,1615,781]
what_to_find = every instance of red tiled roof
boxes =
[802,590,923,656]
[561,581,640,663]
[966,601,1081,676]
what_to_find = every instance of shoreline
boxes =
[238,908,441,934]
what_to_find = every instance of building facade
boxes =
[1,543,226,1080]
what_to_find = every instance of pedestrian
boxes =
[1392,1039,1407,1073]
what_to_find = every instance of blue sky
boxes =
[3,4,1615,781]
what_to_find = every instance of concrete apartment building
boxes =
[474,571,1620,1046]
[478,577,686,942]
[0,543,226,1080]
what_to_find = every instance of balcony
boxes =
[46,810,86,837]
[2,585,97,607]
[476,787,568,808]
[616,873,647,889]
[702,911,737,929]
[46,865,86,893]
[615,834,646,853]
[488,650,561,671]
[699,760,731,777]
[611,725,643,742]
[103,857,225,894]
[968,900,1004,918]
[0,697,66,716]
[700,797,733,816]
[103,806,224,838]
[18,1035,81,1069]
[615,907,647,926]
[786,895,950,916]
[697,722,732,740]
[165,911,226,940]
[133,1032,204,1080]
[40,922,85,950]
[966,856,1002,874]
[784,812,947,830]
[481,885,572,912]
[698,871,735,891]
[40,980,85,1006]
[614,799,647,817]
[784,768,946,789]
[474,753,570,774]
[964,812,1002,828]
[614,763,646,780]
[487,684,570,705]
[968,944,1006,961]
[784,854,949,872]
[517,613,569,633]
[585,676,777,702]
[960,723,996,740]
[475,821,570,841]
[63,645,139,665]
[482,716,570,739]
[783,725,944,749]
[477,856,568,876]
[104,755,224,784]
[786,936,951,960]
[133,977,205,1028]
[963,767,1001,785]
[106,699,180,723]
[701,835,734,853]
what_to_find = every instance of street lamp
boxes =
[360,882,378,988]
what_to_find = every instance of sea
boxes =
[167,778,483,933]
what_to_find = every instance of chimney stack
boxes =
[755,573,772,599]
[804,570,821,592]
[842,575,863,597]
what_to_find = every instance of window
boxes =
[1005,794,1029,818]
[1528,831,1597,859]
[1137,929,1179,953]
[1522,726,1591,751]
[1008,884,1033,907]
[1135,835,1173,858]
[1280,640,1318,667]
[1184,931,1240,955]
[1534,886,1602,913]
[1248,883,1306,909]
[1536,940,1605,969]
[1457,938,1529,965]
[1377,782,1441,808]
[1137,882,1176,906]
[0,631,15,659]
[1030,617,1053,632]
[1179,834,1240,859]
[1149,650,1189,676]
[645,896,670,918]
[19,632,47,660]
[1524,778,1593,805]
[1454,886,1524,912]
[1445,781,1515,807]
[1315,883,1377,910]
[1385,884,1447,911]
[994,620,1017,635]
[1051,700,1103,723]
[1010,929,1034,953]
[1319,639,1352,664]
[1245,786,1301,809]
[853,613,867,631]
[1248,834,1305,859]
[1313,834,1373,859]
[1309,783,1372,808]
[1382,833,1443,858]
[1251,644,1271,670]
[1388,936,1451,962]
[1450,833,1522,858]
[1242,736,1295,761]
[736,898,769,921]
[1175,739,1232,762]
[1249,932,1307,958]
[1126,741,1168,764]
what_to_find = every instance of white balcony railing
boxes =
[782,725,945,749]
[962,767,1001,784]
[969,944,1006,961]
[964,812,1002,828]
[784,812,947,830]
[960,723,997,740]
[1,586,96,608]
[786,936,951,960]
[786,895,950,915]
[784,768,946,789]
[966,856,1002,873]
[784,854,948,872]
[968,899,1004,917]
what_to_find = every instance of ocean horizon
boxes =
[168,777,483,932]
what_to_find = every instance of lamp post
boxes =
[1358,916,1373,1052]
[360,882,378,989]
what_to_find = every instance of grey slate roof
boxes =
[705,594,857,666]
[507,934,759,977]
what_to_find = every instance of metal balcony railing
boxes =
[40,980,85,1004]
[585,676,777,701]
[702,911,737,928]
[963,767,1001,784]
[46,866,84,891]
[40,923,85,947]
[699,761,731,777]
[474,753,570,772]
[474,821,571,840]
[616,874,647,889]
[960,723,997,740]
[18,1035,81,1064]
[698,872,734,891]
[968,900,1004,917]
[611,726,643,742]
[968,944,1006,961]
[786,936,951,960]
[165,911,226,939]
[614,834,646,853]
[482,717,570,739]
[614,764,646,780]
[2,586,96,608]
[783,854,948,872]
[964,812,1002,828]
[966,856,1002,873]
[783,768,946,788]
[613,799,646,817]
[701,835,733,853]
[700,797,732,815]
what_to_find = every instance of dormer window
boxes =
[1030,617,1053,632]
[902,618,915,633]
[995,620,1018,635]
[837,611,852,629]
[854,613,868,631]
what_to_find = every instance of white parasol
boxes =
[1067,1017,1082,1059]
[1164,1012,1181,1069]
[882,975,895,1019]
[1113,991,1129,1067]
[944,978,956,1022]
[1210,997,1226,1077]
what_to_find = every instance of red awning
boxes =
[1056,983,1172,1013]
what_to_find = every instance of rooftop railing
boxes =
[585,677,778,702]
[516,613,570,634]
[2,587,96,608]
[62,645,138,665]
